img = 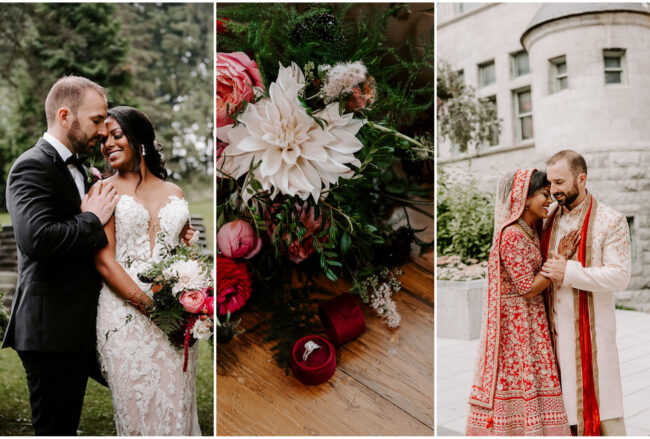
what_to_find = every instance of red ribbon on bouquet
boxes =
[183,315,198,372]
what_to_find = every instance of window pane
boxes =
[556,62,567,75]
[480,62,495,87]
[517,90,531,113]
[515,52,529,76]
[558,77,568,90]
[604,56,621,68]
[605,71,621,84]
[521,116,533,140]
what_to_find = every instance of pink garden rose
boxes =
[217,255,252,315]
[217,52,264,128]
[179,289,208,314]
[217,219,262,259]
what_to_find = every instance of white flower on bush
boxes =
[218,62,364,202]
[191,318,213,340]
[165,259,207,296]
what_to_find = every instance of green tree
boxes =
[117,3,214,191]
[437,60,500,153]
[0,3,132,207]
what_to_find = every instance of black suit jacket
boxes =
[2,138,108,353]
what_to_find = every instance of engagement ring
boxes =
[302,340,321,361]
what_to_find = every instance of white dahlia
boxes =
[218,62,364,202]
[165,259,207,296]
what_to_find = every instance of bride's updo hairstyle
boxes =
[106,106,168,181]
[527,170,549,198]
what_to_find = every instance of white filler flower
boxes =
[191,318,213,340]
[219,62,364,202]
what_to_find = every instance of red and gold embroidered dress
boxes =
[466,169,570,436]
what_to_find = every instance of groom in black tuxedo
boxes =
[3,76,119,435]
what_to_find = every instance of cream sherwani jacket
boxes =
[546,198,631,425]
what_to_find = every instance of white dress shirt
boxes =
[43,132,85,199]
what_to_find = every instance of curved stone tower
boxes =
[521,3,650,292]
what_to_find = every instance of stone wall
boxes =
[438,4,650,304]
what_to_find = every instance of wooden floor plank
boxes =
[399,261,435,305]
[337,290,434,429]
[217,258,435,435]
[217,327,432,435]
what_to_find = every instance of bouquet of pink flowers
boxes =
[138,244,214,371]
[216,5,433,365]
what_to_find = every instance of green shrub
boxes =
[437,169,494,263]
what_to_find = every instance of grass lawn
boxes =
[0,211,10,226]
[0,343,214,435]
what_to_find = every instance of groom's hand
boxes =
[81,180,119,225]
[540,251,567,283]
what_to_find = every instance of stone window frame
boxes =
[603,48,626,85]
[550,55,568,93]
[456,68,464,84]
[513,86,533,143]
[510,50,530,78]
[478,59,496,88]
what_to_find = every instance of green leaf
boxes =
[340,231,351,255]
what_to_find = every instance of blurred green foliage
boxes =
[437,168,494,262]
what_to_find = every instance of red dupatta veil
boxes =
[469,169,535,409]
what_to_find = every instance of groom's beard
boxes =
[67,120,98,155]
[553,180,580,207]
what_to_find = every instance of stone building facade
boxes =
[438,3,650,301]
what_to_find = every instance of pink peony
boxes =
[217,255,251,315]
[216,52,264,128]
[217,219,262,259]
[179,289,208,314]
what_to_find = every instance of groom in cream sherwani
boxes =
[541,150,631,436]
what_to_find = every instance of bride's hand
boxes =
[181,222,197,246]
[557,230,580,260]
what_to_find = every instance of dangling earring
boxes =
[142,144,146,157]
[525,200,531,209]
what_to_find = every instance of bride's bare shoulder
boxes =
[88,174,122,195]
[160,180,184,199]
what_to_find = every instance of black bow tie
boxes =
[64,154,85,175]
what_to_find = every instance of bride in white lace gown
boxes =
[92,106,201,436]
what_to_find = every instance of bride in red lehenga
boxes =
[466,169,573,436]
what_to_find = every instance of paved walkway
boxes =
[437,309,650,436]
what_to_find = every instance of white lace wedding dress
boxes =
[96,194,201,436]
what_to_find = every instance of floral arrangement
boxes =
[217,3,433,367]
[138,243,214,371]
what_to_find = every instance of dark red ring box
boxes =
[290,335,336,385]
[318,293,366,346]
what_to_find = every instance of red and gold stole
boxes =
[542,194,600,436]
